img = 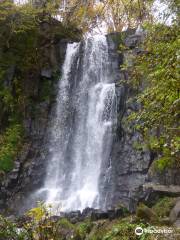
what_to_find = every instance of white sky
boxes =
[152,0,175,25]
[14,0,29,4]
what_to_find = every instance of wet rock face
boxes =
[99,31,152,212]
[0,39,68,214]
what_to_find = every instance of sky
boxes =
[14,0,29,4]
[152,0,174,25]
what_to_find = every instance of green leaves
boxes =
[128,21,180,171]
[0,123,23,172]
[154,156,173,172]
[0,1,82,176]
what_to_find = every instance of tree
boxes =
[129,2,179,170]
[0,0,81,174]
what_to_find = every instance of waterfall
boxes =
[37,35,116,211]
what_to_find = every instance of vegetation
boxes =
[0,0,179,237]
[61,0,154,33]
[77,221,94,239]
[0,200,179,240]
[152,197,176,218]
[0,0,81,174]
[128,1,180,171]
[0,123,23,172]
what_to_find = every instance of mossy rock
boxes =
[136,204,159,224]
[152,197,176,219]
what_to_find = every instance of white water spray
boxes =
[36,35,116,211]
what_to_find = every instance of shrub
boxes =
[0,123,23,172]
[128,21,180,170]
[102,221,148,240]
[77,220,94,239]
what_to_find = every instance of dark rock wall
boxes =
[98,31,152,212]
[0,39,68,214]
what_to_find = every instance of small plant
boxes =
[0,215,29,240]
[25,202,59,240]
[77,220,94,238]
[154,156,173,172]
[102,221,147,240]
[0,123,23,172]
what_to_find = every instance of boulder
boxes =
[143,183,180,204]
[124,34,142,49]
[82,207,94,219]
[136,204,159,224]
[174,218,180,228]
[107,208,124,220]
[91,210,109,221]
[169,198,180,226]
[64,211,82,223]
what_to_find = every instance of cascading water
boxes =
[37,35,117,211]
